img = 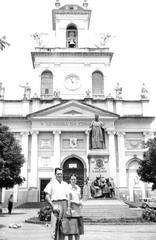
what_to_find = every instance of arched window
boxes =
[41,70,53,99]
[66,24,78,48]
[92,71,104,97]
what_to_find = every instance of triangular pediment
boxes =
[27,100,119,120]
[64,110,82,115]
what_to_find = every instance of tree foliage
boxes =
[0,36,10,51]
[0,123,25,188]
[137,137,156,190]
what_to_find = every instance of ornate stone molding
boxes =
[107,129,116,135]
[116,131,125,137]
[85,130,89,135]
[30,131,39,136]
[20,131,30,137]
[53,130,61,135]
[143,131,152,137]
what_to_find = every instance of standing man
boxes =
[44,167,69,240]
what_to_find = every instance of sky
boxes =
[0,0,156,116]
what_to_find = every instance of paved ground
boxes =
[1,208,156,240]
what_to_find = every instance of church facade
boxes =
[0,0,155,204]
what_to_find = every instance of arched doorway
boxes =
[62,157,85,194]
[126,157,145,201]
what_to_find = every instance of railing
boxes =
[92,94,105,99]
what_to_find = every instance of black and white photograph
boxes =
[1,0,156,239]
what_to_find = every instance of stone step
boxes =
[15,199,143,222]
[81,199,142,220]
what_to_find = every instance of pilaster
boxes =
[13,185,18,203]
[107,130,117,184]
[0,100,4,116]
[53,130,61,167]
[85,130,89,177]
[106,97,114,112]
[28,131,39,188]
[31,97,40,112]
[20,132,29,188]
[22,100,30,116]
[115,100,123,116]
[116,131,126,187]
[142,99,150,116]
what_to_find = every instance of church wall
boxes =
[114,128,154,201]
[0,119,30,132]
[1,2,155,205]
[0,99,149,118]
[90,102,109,111]
[123,102,142,115]
[3,101,23,115]
[60,131,87,157]
[38,132,54,168]
[55,30,65,47]
[115,118,153,130]
[117,130,150,201]
[77,30,89,48]
[1,114,154,203]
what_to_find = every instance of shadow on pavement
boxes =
[0,212,25,216]
[0,224,6,228]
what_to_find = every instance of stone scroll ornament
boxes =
[70,138,77,148]
[89,114,106,149]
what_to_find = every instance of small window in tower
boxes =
[66,24,78,48]
[45,88,49,94]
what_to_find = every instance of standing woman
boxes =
[8,194,13,214]
[67,174,84,240]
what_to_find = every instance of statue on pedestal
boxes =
[85,89,91,98]
[53,89,60,98]
[89,114,105,149]
[19,82,31,100]
[0,82,5,99]
[141,83,148,99]
[115,82,122,99]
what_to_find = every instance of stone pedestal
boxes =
[28,188,38,202]
[88,150,110,181]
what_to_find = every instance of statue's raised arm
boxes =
[19,83,31,100]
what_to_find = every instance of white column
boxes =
[141,132,151,198]
[85,130,89,155]
[13,185,18,203]
[20,132,29,188]
[85,130,89,177]
[0,101,4,116]
[53,131,61,167]
[1,188,5,203]
[117,131,126,187]
[28,131,39,188]
[107,130,117,184]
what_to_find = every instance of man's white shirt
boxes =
[44,178,69,201]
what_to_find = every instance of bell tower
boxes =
[52,1,91,48]
[31,0,113,100]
